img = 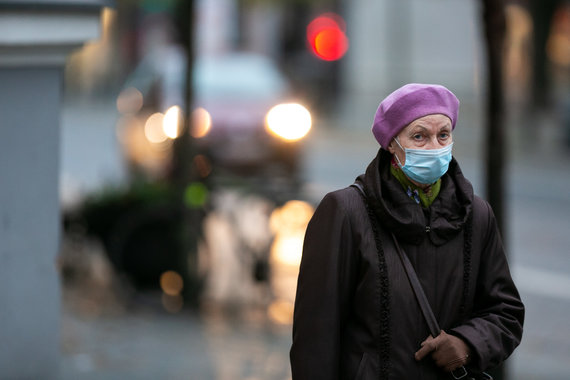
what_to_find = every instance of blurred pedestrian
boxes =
[290,83,524,379]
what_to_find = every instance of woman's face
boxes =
[387,113,453,165]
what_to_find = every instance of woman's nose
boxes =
[425,137,440,149]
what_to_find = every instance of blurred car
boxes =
[191,52,312,181]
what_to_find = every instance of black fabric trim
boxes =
[352,184,391,379]
[460,213,473,319]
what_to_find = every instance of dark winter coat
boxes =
[290,149,524,380]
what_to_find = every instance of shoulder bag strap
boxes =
[390,233,441,338]
[392,232,474,380]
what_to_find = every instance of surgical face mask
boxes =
[394,138,453,185]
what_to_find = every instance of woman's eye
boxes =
[439,133,449,139]
[413,134,423,140]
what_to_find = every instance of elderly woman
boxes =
[290,84,524,379]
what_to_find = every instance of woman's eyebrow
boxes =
[408,124,428,132]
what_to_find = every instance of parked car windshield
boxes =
[194,53,288,101]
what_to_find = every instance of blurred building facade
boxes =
[0,1,108,378]
[340,0,484,130]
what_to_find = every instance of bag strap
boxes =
[393,233,476,380]
[390,233,441,337]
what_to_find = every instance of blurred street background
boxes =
[2,0,570,379]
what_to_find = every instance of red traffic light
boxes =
[307,13,349,61]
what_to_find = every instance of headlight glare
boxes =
[265,103,312,141]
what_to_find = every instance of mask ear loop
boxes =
[393,137,406,167]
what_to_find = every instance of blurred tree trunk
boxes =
[482,0,506,377]
[529,0,558,110]
[172,0,194,182]
[170,0,203,307]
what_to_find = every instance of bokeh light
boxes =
[184,182,209,208]
[191,107,212,138]
[144,112,168,143]
[267,199,313,323]
[307,13,349,61]
[160,270,184,296]
[116,87,143,114]
[269,200,314,235]
[271,235,304,267]
[267,299,295,325]
[265,103,312,141]
[163,105,182,139]
[547,4,570,67]
[193,154,212,178]
[269,200,314,268]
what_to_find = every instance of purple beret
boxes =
[371,83,460,148]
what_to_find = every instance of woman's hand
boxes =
[414,330,472,372]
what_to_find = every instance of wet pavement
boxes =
[60,292,292,380]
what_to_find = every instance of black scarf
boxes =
[357,148,474,246]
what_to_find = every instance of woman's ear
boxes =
[387,139,396,154]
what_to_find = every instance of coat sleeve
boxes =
[290,192,357,380]
[450,198,525,371]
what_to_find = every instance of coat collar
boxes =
[357,149,474,246]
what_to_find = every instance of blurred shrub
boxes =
[64,180,203,306]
